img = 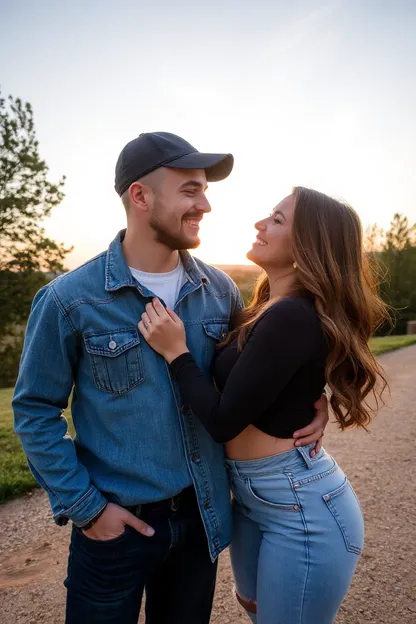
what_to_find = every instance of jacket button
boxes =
[191,454,199,462]
[204,500,210,509]
[108,340,117,350]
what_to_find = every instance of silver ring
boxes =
[144,321,149,330]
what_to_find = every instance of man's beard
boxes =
[149,208,201,251]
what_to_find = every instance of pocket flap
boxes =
[84,329,140,358]
[202,321,228,341]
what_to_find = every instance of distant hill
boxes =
[213,264,262,277]
[213,264,262,300]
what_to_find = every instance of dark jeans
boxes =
[64,487,218,623]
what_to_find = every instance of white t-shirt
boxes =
[129,258,188,310]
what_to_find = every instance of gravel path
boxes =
[1,345,415,623]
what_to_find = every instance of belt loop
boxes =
[296,445,314,469]
[170,496,178,512]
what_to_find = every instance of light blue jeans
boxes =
[226,445,364,624]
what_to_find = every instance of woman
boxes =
[138,187,389,623]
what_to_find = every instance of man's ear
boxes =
[129,181,152,212]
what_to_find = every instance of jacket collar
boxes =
[105,229,210,292]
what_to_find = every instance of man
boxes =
[13,132,328,624]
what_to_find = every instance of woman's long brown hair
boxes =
[224,187,390,430]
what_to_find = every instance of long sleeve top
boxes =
[170,296,327,443]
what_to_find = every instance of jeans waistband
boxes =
[225,444,329,478]
[124,485,196,517]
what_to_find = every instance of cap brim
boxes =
[164,152,234,182]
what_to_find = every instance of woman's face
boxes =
[247,194,296,270]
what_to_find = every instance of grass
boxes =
[369,334,416,355]
[0,387,73,504]
[1,334,416,505]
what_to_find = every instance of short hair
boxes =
[121,188,130,211]
[120,169,163,211]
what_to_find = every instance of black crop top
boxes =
[170,296,327,443]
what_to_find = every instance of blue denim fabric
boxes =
[226,445,364,623]
[13,230,242,561]
[64,488,217,624]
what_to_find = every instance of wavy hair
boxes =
[224,187,390,430]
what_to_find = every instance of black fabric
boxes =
[114,131,234,195]
[124,485,196,515]
[170,297,327,443]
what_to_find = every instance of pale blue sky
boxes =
[1,0,415,268]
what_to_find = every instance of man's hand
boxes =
[82,503,155,541]
[292,393,329,457]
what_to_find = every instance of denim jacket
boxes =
[13,230,243,561]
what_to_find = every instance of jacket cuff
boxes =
[54,487,108,527]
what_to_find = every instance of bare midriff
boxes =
[224,424,295,461]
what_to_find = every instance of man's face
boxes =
[149,168,211,250]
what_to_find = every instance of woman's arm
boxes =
[168,298,322,443]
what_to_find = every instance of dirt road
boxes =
[1,345,415,623]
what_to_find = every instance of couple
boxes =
[13,132,388,624]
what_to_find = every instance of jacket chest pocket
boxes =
[84,328,144,395]
[202,321,229,369]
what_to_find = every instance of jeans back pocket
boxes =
[84,328,144,395]
[323,478,364,555]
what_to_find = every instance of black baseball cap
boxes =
[114,131,234,196]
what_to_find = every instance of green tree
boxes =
[384,213,415,252]
[0,90,72,386]
[364,223,385,254]
[379,213,416,334]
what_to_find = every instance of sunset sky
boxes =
[1,0,416,269]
